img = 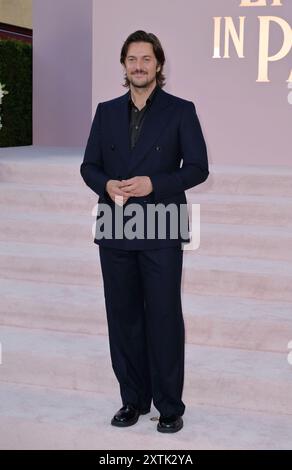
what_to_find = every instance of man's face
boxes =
[123,41,160,89]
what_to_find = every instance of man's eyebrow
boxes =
[127,55,152,58]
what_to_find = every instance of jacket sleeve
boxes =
[80,102,110,198]
[149,101,209,202]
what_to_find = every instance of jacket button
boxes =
[111,144,115,150]
[155,145,161,151]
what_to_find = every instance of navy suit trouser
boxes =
[98,245,186,417]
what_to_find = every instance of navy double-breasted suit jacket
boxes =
[80,85,209,250]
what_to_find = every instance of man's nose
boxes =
[136,60,144,70]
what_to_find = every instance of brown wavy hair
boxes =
[120,30,166,88]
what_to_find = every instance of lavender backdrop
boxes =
[33,0,292,165]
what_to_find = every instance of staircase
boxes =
[0,145,292,450]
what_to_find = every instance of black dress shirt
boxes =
[128,84,159,149]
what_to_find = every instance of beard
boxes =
[128,73,156,89]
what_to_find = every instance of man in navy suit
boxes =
[80,30,209,433]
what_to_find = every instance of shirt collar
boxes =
[128,84,159,108]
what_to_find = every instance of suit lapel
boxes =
[112,86,173,175]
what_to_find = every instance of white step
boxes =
[187,192,292,227]
[1,382,292,449]
[2,146,292,197]
[191,164,292,197]
[0,278,291,352]
[0,181,96,214]
[0,181,292,228]
[0,146,83,186]
[1,240,291,301]
[200,222,292,261]
[1,209,292,261]
[183,251,292,301]
[1,325,292,415]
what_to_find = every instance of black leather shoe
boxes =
[157,414,183,433]
[111,404,150,427]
